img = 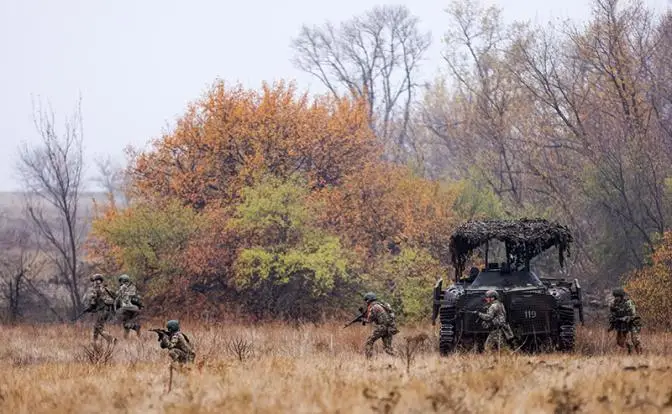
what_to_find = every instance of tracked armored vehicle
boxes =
[431,219,584,353]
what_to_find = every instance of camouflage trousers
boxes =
[169,349,195,364]
[616,330,642,354]
[484,326,513,352]
[93,308,115,344]
[118,307,141,337]
[365,324,399,358]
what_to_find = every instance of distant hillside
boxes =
[0,191,108,221]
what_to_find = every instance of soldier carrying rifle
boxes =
[468,290,514,352]
[78,274,117,345]
[609,288,642,354]
[151,320,195,364]
[115,274,142,338]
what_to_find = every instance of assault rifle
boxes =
[344,307,367,328]
[71,305,96,322]
[608,316,630,332]
[150,328,170,340]
[462,306,486,316]
[149,328,172,348]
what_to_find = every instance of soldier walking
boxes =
[115,274,142,338]
[476,290,514,352]
[363,292,399,358]
[609,288,642,354]
[84,274,117,345]
[158,320,195,364]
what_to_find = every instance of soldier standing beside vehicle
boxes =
[115,274,142,338]
[363,292,399,358]
[157,320,195,364]
[609,288,642,354]
[84,274,117,345]
[476,290,514,352]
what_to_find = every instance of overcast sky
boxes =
[1,0,670,191]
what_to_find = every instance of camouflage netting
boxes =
[449,218,573,277]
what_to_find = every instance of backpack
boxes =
[130,294,144,309]
[379,301,396,321]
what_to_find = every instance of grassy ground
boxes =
[1,321,671,413]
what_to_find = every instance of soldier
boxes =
[115,274,141,338]
[84,274,117,345]
[159,320,195,364]
[476,290,514,352]
[363,292,399,358]
[609,288,642,354]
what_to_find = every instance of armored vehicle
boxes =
[431,218,584,353]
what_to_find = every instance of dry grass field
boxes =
[1,321,672,414]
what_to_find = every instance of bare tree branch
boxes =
[15,96,87,318]
[291,5,431,161]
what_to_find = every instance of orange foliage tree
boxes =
[89,80,458,321]
[625,232,672,330]
[128,81,378,209]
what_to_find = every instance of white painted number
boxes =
[524,310,537,319]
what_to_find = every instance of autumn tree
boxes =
[291,5,431,161]
[625,231,672,330]
[230,174,354,320]
[128,81,378,209]
[91,80,460,321]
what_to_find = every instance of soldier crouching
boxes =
[159,320,196,364]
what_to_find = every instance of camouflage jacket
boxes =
[116,283,138,308]
[86,284,115,310]
[610,297,640,332]
[366,301,395,326]
[161,331,195,356]
[478,300,507,329]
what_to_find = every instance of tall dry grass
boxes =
[1,321,671,413]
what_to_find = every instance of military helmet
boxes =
[90,273,104,282]
[118,274,130,283]
[166,320,180,332]
[485,290,499,300]
[364,292,377,303]
[612,288,626,297]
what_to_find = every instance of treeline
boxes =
[3,0,672,325]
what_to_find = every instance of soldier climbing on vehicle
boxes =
[609,288,642,354]
[115,274,142,338]
[362,292,399,358]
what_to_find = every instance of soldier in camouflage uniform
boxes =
[609,288,642,354]
[84,274,117,344]
[115,274,141,338]
[363,292,399,358]
[160,320,195,364]
[477,290,514,352]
